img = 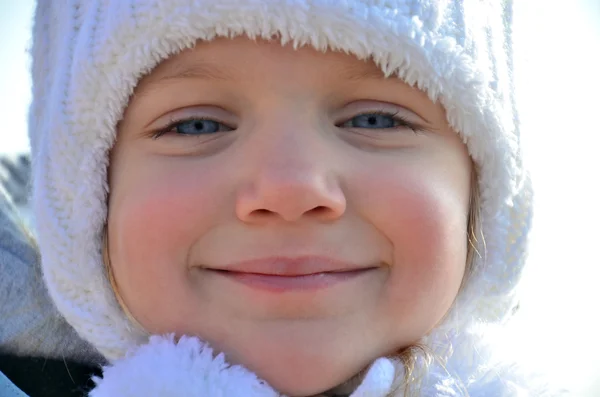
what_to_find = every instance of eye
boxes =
[174,118,232,135]
[342,113,396,129]
[339,111,420,132]
[153,117,233,138]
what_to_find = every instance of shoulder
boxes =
[0,153,103,364]
[0,353,100,397]
[0,162,42,357]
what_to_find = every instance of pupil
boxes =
[368,116,377,125]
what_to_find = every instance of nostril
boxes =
[248,206,334,221]
[308,206,332,216]
[252,209,274,216]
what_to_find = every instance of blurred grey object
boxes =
[0,154,31,208]
[0,152,103,363]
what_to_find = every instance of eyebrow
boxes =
[144,59,386,87]
[160,62,233,81]
[135,61,234,96]
[338,64,388,81]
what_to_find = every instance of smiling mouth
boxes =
[207,268,376,292]
[202,255,378,293]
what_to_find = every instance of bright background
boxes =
[1,1,599,395]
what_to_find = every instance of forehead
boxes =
[126,35,446,127]
[135,36,390,92]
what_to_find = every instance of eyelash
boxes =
[151,110,424,139]
[151,117,232,139]
[338,110,424,134]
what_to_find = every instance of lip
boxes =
[210,269,374,292]
[211,256,372,276]
[203,256,378,293]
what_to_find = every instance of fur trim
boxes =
[90,335,561,397]
[90,335,278,397]
[90,335,396,397]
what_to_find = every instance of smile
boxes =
[209,268,375,292]
[202,256,378,293]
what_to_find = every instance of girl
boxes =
[1,0,556,395]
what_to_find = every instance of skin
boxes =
[107,37,472,396]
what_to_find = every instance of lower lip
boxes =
[211,269,374,293]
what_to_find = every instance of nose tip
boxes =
[235,175,346,223]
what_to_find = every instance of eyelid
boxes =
[337,101,426,124]
[152,117,234,140]
[145,106,237,131]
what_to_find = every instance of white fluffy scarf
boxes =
[90,335,556,397]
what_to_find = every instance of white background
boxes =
[1,1,599,395]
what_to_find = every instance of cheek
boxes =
[353,159,470,335]
[106,158,226,331]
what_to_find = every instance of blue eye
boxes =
[172,118,232,135]
[343,113,399,129]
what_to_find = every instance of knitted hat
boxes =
[28,0,532,391]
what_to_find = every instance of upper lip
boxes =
[207,256,374,276]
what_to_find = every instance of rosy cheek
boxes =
[353,163,469,329]
[107,161,224,329]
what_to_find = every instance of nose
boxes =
[235,131,346,224]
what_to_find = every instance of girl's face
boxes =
[108,37,472,396]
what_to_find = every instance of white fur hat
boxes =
[28,0,532,393]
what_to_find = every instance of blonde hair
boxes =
[102,169,483,397]
[391,168,483,397]
[102,228,146,332]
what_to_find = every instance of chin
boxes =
[254,361,352,397]
[229,342,368,397]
